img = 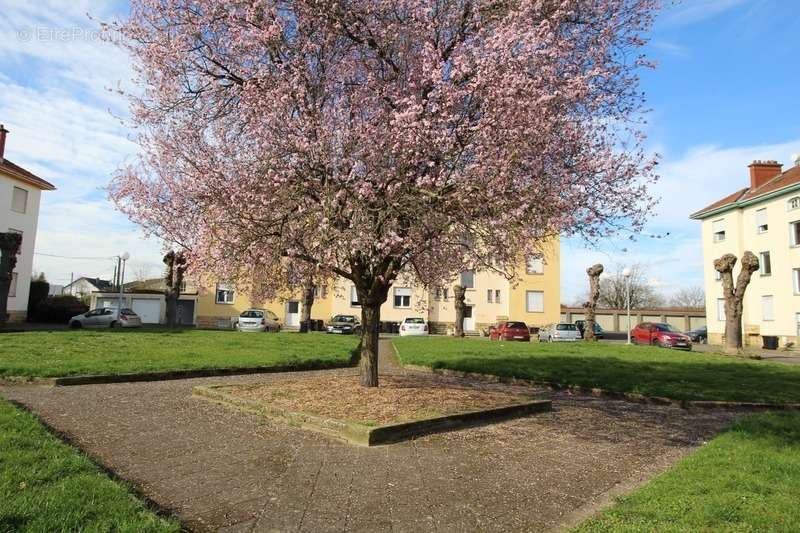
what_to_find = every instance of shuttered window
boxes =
[712,219,726,242]
[526,291,544,312]
[756,208,768,233]
[762,295,774,321]
[11,187,28,213]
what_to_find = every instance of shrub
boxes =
[31,295,88,323]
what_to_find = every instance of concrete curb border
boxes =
[1,360,354,387]
[193,384,552,446]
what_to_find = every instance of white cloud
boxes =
[1,0,164,287]
[660,0,748,27]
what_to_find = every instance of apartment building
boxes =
[196,238,560,333]
[691,158,800,346]
[0,125,55,321]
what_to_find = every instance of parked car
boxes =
[326,314,361,334]
[399,317,429,336]
[575,320,604,339]
[538,323,581,342]
[69,307,142,329]
[235,309,281,332]
[686,326,707,344]
[631,322,692,350]
[489,321,530,342]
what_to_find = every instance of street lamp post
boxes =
[117,252,130,316]
[622,267,632,344]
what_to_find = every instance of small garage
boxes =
[131,298,162,324]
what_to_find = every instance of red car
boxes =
[489,321,530,342]
[630,322,692,350]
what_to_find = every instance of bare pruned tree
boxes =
[583,264,604,341]
[714,252,759,354]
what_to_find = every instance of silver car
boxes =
[539,323,581,342]
[69,307,142,329]
[235,309,281,332]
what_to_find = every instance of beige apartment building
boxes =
[195,238,561,333]
[691,158,800,346]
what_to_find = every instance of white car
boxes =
[69,307,142,329]
[235,309,281,332]
[539,323,581,342]
[399,317,429,336]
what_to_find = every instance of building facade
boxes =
[691,158,800,346]
[196,238,561,333]
[0,125,55,322]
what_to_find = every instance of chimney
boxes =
[748,160,782,190]
[0,124,7,162]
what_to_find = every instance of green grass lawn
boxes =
[576,411,800,532]
[393,337,800,404]
[0,398,179,532]
[0,330,358,378]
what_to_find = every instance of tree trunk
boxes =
[299,281,315,333]
[359,303,380,387]
[0,233,22,325]
[165,292,178,328]
[163,250,187,328]
[583,263,604,341]
[453,284,466,337]
[714,252,759,354]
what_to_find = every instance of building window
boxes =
[433,286,450,300]
[791,221,800,247]
[788,197,800,211]
[393,287,411,308]
[793,268,800,294]
[486,289,493,303]
[460,270,475,289]
[712,219,726,242]
[756,208,768,233]
[762,295,774,321]
[716,298,726,321]
[526,290,544,312]
[350,286,360,307]
[313,285,328,299]
[11,187,28,213]
[215,283,235,304]
[759,251,771,276]
[526,256,544,274]
[9,273,17,297]
[495,289,501,303]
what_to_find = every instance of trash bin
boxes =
[762,336,779,350]
[299,321,309,333]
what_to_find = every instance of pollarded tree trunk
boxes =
[299,280,315,333]
[163,250,187,328]
[359,303,381,387]
[453,284,466,337]
[714,252,759,354]
[0,233,22,325]
[583,263,604,341]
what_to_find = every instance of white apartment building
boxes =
[0,125,55,321]
[691,158,800,346]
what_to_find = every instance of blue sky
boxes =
[1,0,799,301]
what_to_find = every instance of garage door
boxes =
[132,299,161,324]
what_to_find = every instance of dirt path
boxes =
[1,340,740,532]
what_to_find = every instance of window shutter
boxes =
[762,295,774,321]
[526,291,544,312]
[394,287,412,296]
[712,219,725,233]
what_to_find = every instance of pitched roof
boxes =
[65,277,113,291]
[691,164,800,219]
[0,158,56,191]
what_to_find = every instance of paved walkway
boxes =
[1,340,741,532]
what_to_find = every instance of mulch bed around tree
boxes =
[221,375,538,426]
